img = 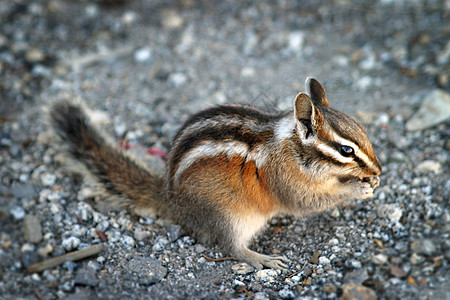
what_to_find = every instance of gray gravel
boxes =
[1,0,449,299]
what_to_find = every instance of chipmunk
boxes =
[50,78,381,270]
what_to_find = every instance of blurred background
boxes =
[1,0,448,119]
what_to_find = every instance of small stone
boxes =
[303,266,312,276]
[167,224,182,242]
[168,72,187,87]
[134,227,148,241]
[62,236,81,251]
[40,173,56,187]
[241,67,256,78]
[233,279,245,287]
[437,73,448,88]
[10,206,26,221]
[390,265,407,278]
[410,239,436,256]
[74,266,99,286]
[255,269,279,283]
[24,215,42,243]
[410,253,425,265]
[343,268,369,284]
[152,236,169,252]
[11,183,37,199]
[254,292,269,300]
[25,48,45,63]
[279,288,295,299]
[122,257,167,285]
[134,47,152,62]
[355,76,373,91]
[342,283,377,300]
[21,250,39,268]
[287,30,305,52]
[122,11,137,24]
[310,250,320,264]
[416,160,443,174]
[37,244,54,257]
[372,253,388,265]
[319,256,330,265]
[377,204,403,223]
[406,89,450,131]
[121,235,135,249]
[194,244,206,253]
[162,10,184,29]
[323,283,337,293]
[231,263,255,275]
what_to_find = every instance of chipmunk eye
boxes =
[339,145,354,157]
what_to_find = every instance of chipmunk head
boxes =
[293,78,381,181]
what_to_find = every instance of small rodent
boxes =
[50,78,381,270]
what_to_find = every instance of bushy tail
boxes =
[50,101,166,215]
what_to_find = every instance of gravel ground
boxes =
[1,0,449,299]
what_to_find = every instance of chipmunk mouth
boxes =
[339,175,370,184]
[360,176,371,182]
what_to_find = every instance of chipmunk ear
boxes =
[306,77,329,107]
[294,92,323,141]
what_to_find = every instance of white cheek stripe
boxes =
[316,143,354,164]
[330,132,374,168]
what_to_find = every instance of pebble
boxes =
[162,10,184,29]
[287,30,305,52]
[323,283,337,294]
[254,269,279,283]
[377,204,403,223]
[343,268,368,284]
[390,265,407,278]
[10,206,26,221]
[37,244,53,257]
[416,160,443,174]
[121,235,135,249]
[231,263,255,275]
[168,72,187,87]
[40,173,57,187]
[410,253,425,265]
[278,288,295,299]
[152,236,169,252]
[134,47,152,63]
[74,266,99,286]
[319,256,330,265]
[371,253,388,265]
[342,283,377,300]
[25,48,45,63]
[11,183,37,199]
[254,292,269,300]
[62,236,81,252]
[21,250,39,268]
[122,257,167,285]
[194,244,206,253]
[406,89,450,131]
[410,239,436,256]
[167,224,182,242]
[133,227,148,241]
[23,215,42,243]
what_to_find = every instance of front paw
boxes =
[350,180,374,199]
[363,176,380,189]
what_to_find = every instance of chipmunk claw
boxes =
[235,248,290,270]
